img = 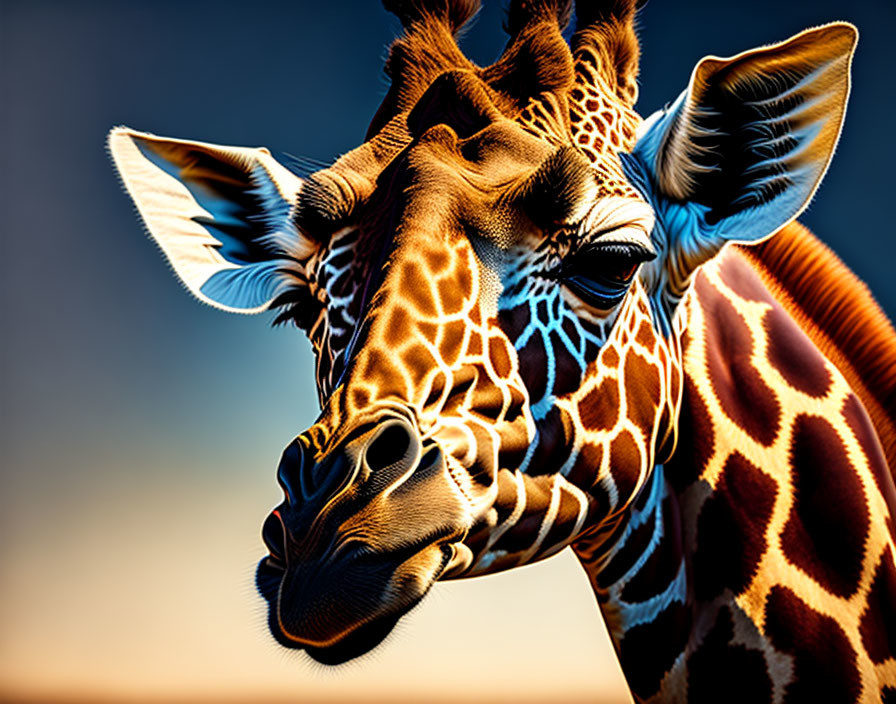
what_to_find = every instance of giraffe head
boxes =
[109,0,855,664]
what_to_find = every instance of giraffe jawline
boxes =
[255,544,454,664]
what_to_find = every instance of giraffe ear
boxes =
[623,23,856,260]
[108,127,316,313]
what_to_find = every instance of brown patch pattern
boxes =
[764,305,832,397]
[739,222,896,474]
[609,429,642,507]
[859,546,896,665]
[781,414,869,598]
[764,585,861,703]
[696,274,782,445]
[693,451,777,601]
[580,376,620,431]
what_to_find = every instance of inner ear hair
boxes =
[654,23,857,218]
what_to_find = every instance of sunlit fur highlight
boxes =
[738,222,896,473]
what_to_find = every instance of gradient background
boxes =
[2,1,893,702]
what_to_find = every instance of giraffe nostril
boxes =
[364,422,413,472]
[262,511,287,566]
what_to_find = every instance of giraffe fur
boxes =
[576,247,896,701]
[109,0,896,700]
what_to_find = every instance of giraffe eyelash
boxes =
[560,240,657,309]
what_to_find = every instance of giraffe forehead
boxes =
[397,65,641,198]
[394,120,644,241]
[402,123,546,201]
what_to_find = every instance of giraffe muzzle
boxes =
[256,410,473,663]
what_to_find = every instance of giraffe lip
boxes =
[264,554,286,571]
[253,567,416,665]
[255,542,454,663]
[255,555,286,603]
[303,611,405,665]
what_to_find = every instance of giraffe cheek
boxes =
[579,377,621,431]
[517,332,549,401]
[623,351,662,430]
[550,330,585,397]
[495,412,533,472]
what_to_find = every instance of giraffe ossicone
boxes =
[109,1,896,700]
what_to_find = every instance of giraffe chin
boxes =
[303,613,405,665]
[255,541,455,665]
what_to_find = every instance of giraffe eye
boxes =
[562,242,656,309]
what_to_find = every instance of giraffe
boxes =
[108,0,896,701]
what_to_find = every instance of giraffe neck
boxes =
[575,247,896,703]
[574,465,690,700]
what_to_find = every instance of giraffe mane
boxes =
[735,221,896,474]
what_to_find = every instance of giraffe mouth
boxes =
[255,422,473,664]
[257,554,406,664]
[255,537,455,664]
